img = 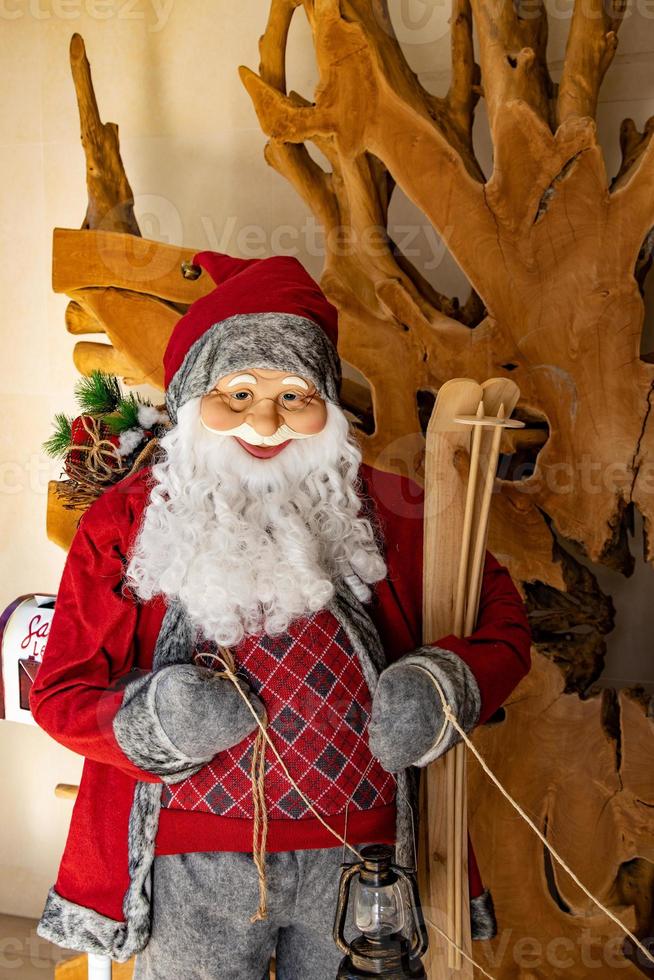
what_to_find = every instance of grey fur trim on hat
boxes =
[165,311,342,424]
[470,888,498,941]
[386,646,482,767]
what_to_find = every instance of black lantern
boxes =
[333,844,429,979]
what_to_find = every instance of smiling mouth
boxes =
[234,438,292,458]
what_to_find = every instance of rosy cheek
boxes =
[289,403,328,435]
[200,396,235,431]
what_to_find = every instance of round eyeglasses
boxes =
[211,388,320,414]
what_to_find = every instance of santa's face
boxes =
[199,367,328,459]
[127,385,387,645]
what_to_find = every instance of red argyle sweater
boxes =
[157,609,397,853]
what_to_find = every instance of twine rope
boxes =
[76,415,124,481]
[193,646,653,970]
[58,421,162,512]
[410,664,654,969]
[250,723,269,922]
[194,647,363,922]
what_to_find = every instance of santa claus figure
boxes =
[31,251,531,979]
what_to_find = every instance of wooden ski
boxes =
[418,378,522,978]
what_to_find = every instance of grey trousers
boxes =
[133,846,357,980]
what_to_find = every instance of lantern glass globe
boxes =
[353,879,405,937]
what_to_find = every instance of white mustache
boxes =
[199,416,316,446]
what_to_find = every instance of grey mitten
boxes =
[368,663,443,772]
[153,664,264,759]
[113,662,265,782]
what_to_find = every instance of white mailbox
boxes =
[0,594,56,724]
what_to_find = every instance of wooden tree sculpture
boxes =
[48,10,654,974]
[237,11,654,967]
[237,0,654,672]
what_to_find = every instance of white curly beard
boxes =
[125,397,387,647]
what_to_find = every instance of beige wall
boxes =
[1,0,654,920]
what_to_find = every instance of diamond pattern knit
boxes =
[160,609,395,820]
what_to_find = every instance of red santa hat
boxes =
[163,251,341,423]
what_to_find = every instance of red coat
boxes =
[30,462,531,959]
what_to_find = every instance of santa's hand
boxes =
[367,647,482,772]
[113,663,265,782]
[368,664,444,772]
[153,664,265,759]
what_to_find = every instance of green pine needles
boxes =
[43,412,74,460]
[43,371,158,459]
[74,371,122,415]
[104,391,149,435]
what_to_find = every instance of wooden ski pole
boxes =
[465,404,506,636]
[453,400,485,637]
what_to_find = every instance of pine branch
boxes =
[43,413,74,459]
[104,391,150,434]
[74,370,122,415]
